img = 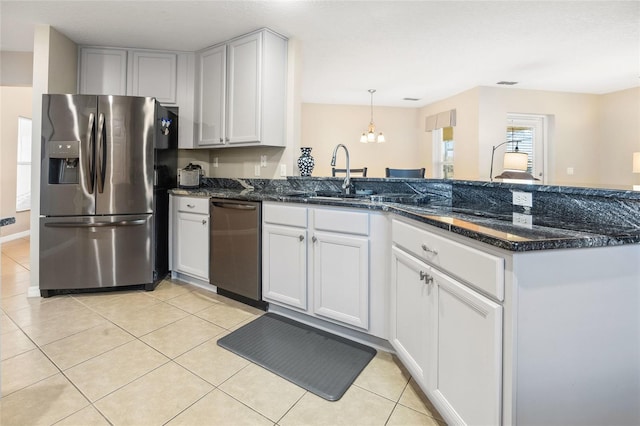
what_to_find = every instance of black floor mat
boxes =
[217,313,377,401]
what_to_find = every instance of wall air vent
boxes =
[497,81,518,85]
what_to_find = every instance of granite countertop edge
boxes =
[170,188,640,252]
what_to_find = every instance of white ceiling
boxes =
[1,0,638,107]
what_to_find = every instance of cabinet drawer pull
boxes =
[187,204,195,208]
[421,244,438,255]
[299,235,304,241]
[219,138,223,143]
[312,236,317,243]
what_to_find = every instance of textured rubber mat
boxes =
[217,313,377,401]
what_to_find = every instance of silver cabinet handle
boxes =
[187,204,195,208]
[202,219,207,225]
[421,244,438,255]
[299,235,304,241]
[312,236,317,243]
[419,271,434,285]
[219,138,223,143]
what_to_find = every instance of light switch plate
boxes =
[260,155,267,167]
[254,165,261,176]
[213,157,218,168]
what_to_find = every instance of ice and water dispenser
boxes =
[48,140,80,184]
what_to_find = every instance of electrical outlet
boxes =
[512,212,533,228]
[280,164,287,176]
[513,191,533,207]
[213,157,219,168]
[260,155,267,167]
[566,167,574,175]
[254,165,260,176]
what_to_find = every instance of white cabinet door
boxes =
[262,223,307,310]
[129,51,177,104]
[312,231,369,329]
[79,48,127,95]
[390,247,433,385]
[226,32,261,144]
[175,211,209,281]
[430,267,503,426]
[197,44,226,147]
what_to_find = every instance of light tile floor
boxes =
[0,237,446,426]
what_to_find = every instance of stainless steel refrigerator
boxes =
[39,94,177,297]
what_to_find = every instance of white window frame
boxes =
[507,113,548,183]
[16,116,32,212]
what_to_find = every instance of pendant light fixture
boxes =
[360,89,385,143]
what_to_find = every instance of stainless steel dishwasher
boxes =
[209,198,265,309]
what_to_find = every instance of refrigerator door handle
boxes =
[96,112,106,194]
[44,219,147,228]
[87,112,95,193]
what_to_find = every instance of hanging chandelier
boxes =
[360,89,385,143]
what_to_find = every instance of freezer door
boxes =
[39,214,153,290]
[96,95,154,215]
[41,94,97,216]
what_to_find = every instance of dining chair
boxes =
[385,168,425,178]
[332,167,368,177]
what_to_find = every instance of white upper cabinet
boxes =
[128,51,177,104]
[195,29,288,149]
[226,32,261,144]
[79,48,127,95]
[78,46,195,148]
[197,45,226,147]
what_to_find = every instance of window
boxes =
[506,114,547,182]
[432,127,455,179]
[16,116,32,211]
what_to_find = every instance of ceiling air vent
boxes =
[497,81,518,85]
[403,97,421,101]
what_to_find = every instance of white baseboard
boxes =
[0,230,30,244]
[27,286,41,298]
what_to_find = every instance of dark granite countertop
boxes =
[0,217,16,227]
[170,186,640,252]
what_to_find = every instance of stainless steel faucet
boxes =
[330,143,351,194]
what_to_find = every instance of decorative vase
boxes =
[297,147,315,177]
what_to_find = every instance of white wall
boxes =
[0,51,33,86]
[29,25,78,297]
[300,104,421,178]
[598,87,640,187]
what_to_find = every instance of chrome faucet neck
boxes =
[331,144,351,194]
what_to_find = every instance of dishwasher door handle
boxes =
[211,202,257,211]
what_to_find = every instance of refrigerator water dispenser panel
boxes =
[48,140,80,184]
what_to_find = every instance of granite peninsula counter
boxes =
[170,177,640,252]
[171,177,640,426]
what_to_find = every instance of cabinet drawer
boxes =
[313,208,369,236]
[392,219,504,301]
[176,196,209,214]
[263,203,307,227]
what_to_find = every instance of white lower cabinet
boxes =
[313,230,369,329]
[390,217,503,426]
[430,267,502,426]
[262,202,378,335]
[390,247,433,385]
[170,195,209,282]
[262,222,307,309]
